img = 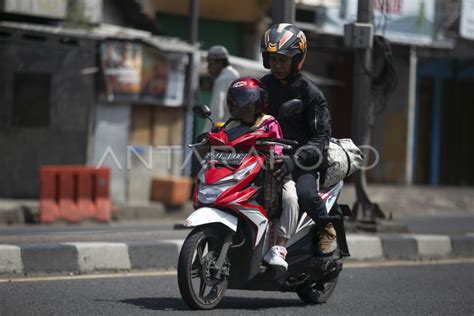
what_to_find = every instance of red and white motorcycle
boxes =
[178,102,351,310]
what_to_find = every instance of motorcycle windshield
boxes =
[226,125,253,141]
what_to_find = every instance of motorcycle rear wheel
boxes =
[177,225,229,310]
[296,278,338,304]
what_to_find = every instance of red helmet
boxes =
[260,23,307,73]
[226,77,268,121]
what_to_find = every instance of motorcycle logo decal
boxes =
[232,81,247,88]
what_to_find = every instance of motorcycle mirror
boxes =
[279,99,304,118]
[193,105,212,119]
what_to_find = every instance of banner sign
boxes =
[312,0,438,45]
[100,40,188,106]
[460,0,474,40]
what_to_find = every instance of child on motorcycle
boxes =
[225,77,298,270]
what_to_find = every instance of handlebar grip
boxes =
[256,140,294,150]
[276,139,299,147]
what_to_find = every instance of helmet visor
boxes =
[228,104,255,123]
[262,49,299,58]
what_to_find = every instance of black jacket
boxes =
[261,73,331,170]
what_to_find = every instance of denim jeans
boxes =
[293,168,327,220]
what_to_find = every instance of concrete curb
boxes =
[0,234,473,275]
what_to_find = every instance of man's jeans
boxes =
[293,169,327,220]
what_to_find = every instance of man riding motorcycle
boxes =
[260,23,337,255]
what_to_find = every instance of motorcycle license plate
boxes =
[204,152,247,165]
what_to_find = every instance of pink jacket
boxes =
[254,115,283,156]
[226,114,284,155]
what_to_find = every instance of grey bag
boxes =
[320,138,364,189]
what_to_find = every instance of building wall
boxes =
[127,105,184,201]
[156,12,243,56]
[89,103,131,203]
[305,43,411,184]
[416,57,474,186]
[0,28,96,198]
[102,0,128,25]
[304,47,354,139]
[369,48,411,183]
[149,0,270,23]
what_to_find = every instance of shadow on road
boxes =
[111,296,303,311]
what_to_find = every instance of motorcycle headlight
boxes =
[197,161,258,185]
[215,161,258,184]
[198,183,235,204]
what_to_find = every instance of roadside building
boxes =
[147,0,474,186]
[0,1,197,203]
[293,0,474,186]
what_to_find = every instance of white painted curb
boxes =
[64,242,131,272]
[347,234,383,259]
[0,234,472,275]
[412,235,452,257]
[0,245,23,274]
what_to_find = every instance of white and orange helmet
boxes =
[260,23,307,73]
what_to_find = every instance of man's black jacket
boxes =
[261,73,331,170]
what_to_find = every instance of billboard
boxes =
[100,40,188,106]
[304,0,439,45]
[460,0,474,40]
[100,41,142,100]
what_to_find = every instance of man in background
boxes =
[207,45,240,126]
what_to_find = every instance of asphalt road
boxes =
[1,261,473,315]
[0,214,473,245]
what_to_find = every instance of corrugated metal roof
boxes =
[0,21,341,86]
[0,21,197,53]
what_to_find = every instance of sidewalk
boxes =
[0,199,195,225]
[1,184,473,276]
[337,184,474,217]
[1,184,473,225]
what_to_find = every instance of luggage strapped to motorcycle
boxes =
[320,138,364,189]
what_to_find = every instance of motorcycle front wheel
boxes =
[177,225,230,310]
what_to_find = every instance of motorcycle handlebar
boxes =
[256,138,298,150]
[274,139,299,147]
[187,139,208,148]
[256,141,293,150]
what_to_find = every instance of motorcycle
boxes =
[177,101,352,310]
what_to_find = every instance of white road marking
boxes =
[2,258,473,283]
[344,257,474,269]
[0,270,176,283]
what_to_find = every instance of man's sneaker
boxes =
[320,223,337,254]
[263,245,288,270]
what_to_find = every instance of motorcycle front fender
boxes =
[184,207,238,232]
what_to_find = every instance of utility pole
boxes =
[188,0,199,44]
[349,0,386,228]
[183,0,199,176]
[272,0,295,24]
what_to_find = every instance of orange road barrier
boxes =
[39,166,111,223]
